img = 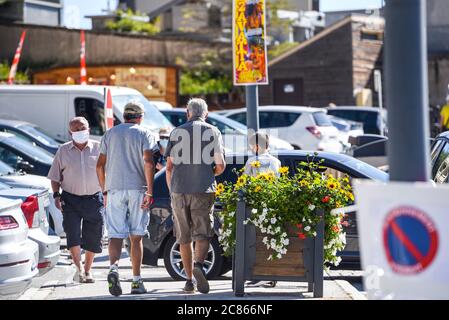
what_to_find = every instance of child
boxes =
[243,132,280,288]
[244,132,281,177]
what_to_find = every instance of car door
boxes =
[432,140,449,183]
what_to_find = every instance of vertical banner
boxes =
[8,30,27,84]
[80,30,87,85]
[104,88,114,130]
[232,0,269,86]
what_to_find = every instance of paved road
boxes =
[13,246,366,300]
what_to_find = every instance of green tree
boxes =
[106,9,159,35]
[0,61,29,84]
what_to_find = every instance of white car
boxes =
[0,161,64,237]
[221,106,343,153]
[160,109,294,153]
[0,197,39,297]
[328,115,364,149]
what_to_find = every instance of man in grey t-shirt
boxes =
[165,98,225,294]
[96,101,156,296]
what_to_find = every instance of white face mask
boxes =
[159,139,169,149]
[71,130,89,144]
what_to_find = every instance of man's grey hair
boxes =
[187,98,208,119]
[69,116,89,129]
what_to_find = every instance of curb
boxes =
[333,280,367,300]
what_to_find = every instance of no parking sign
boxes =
[354,181,449,299]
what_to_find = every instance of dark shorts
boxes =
[61,191,105,253]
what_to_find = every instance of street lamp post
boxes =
[385,0,430,182]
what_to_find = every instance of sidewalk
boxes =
[19,248,366,300]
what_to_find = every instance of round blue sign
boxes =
[383,206,438,275]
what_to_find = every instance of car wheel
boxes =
[163,236,224,281]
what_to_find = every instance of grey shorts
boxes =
[171,193,215,245]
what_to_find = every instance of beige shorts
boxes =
[171,193,215,245]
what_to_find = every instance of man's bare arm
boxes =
[213,151,226,176]
[96,153,107,192]
[143,150,155,195]
[166,156,174,193]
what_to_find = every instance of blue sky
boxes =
[64,0,384,30]
[320,0,384,12]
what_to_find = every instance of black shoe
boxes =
[107,269,122,297]
[192,262,209,294]
[183,280,195,294]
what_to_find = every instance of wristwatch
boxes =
[53,192,61,199]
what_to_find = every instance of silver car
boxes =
[0,197,39,297]
[0,182,60,275]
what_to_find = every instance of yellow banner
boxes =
[232,0,268,86]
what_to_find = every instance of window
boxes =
[433,142,449,183]
[228,113,247,125]
[206,118,237,135]
[0,145,21,169]
[164,113,186,127]
[430,140,444,168]
[74,98,105,136]
[20,125,60,148]
[313,112,332,127]
[0,128,35,145]
[259,112,300,128]
[327,110,379,134]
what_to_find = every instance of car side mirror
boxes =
[17,159,34,173]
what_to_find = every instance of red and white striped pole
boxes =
[8,30,27,84]
[80,30,87,85]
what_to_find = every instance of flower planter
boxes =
[232,198,324,298]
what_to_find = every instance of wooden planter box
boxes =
[232,199,324,298]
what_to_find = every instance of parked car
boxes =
[0,197,39,297]
[325,106,387,135]
[160,108,294,152]
[151,101,174,110]
[431,131,449,183]
[0,182,60,275]
[0,160,64,236]
[328,115,364,148]
[221,106,342,153]
[0,119,60,154]
[0,85,173,142]
[136,150,388,280]
[0,132,53,176]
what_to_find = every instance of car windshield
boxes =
[19,124,60,148]
[4,135,54,164]
[207,115,247,135]
[113,95,174,132]
[330,120,349,131]
[0,161,15,175]
[313,112,333,126]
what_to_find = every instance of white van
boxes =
[0,85,174,141]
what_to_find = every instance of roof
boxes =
[326,106,385,113]
[224,105,326,115]
[0,85,140,97]
[436,130,449,141]
[0,119,31,128]
[269,14,385,67]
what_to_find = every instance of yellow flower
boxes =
[216,183,225,196]
[279,166,289,175]
[347,191,355,201]
[327,180,340,190]
[251,160,261,168]
[299,179,309,187]
[254,185,262,192]
[235,175,248,189]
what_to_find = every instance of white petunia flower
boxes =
[271,217,277,224]
[308,204,316,211]
[282,238,290,246]
[275,226,281,233]
[252,208,258,214]
[304,226,311,232]
[229,211,235,217]
[261,227,267,233]
[312,231,317,237]
[277,253,282,259]
[262,237,268,244]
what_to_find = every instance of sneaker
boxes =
[107,269,122,296]
[183,280,195,294]
[192,262,209,294]
[131,279,147,294]
[84,272,95,283]
[73,268,85,283]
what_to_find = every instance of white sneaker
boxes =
[84,272,95,283]
[73,268,85,283]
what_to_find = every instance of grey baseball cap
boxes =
[124,101,145,116]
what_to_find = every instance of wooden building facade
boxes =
[259,15,385,108]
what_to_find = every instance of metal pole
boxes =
[374,70,384,135]
[385,0,430,182]
[246,85,259,132]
